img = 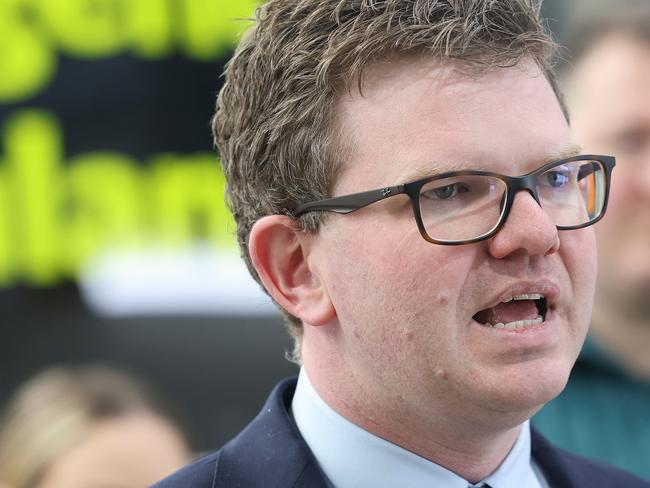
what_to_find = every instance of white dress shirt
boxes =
[292,368,550,488]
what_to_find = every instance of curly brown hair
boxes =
[212,0,565,361]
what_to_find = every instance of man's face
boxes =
[568,35,650,323]
[307,58,596,423]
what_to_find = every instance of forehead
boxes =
[333,56,572,192]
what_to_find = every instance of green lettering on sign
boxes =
[0,109,238,287]
[0,0,57,102]
[151,154,235,248]
[5,111,63,285]
[125,0,173,58]
[0,0,261,101]
[41,0,124,57]
[182,0,258,60]
[63,152,143,276]
[0,169,10,284]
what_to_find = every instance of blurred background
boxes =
[0,0,648,485]
[0,0,296,459]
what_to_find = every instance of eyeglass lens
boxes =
[417,159,607,243]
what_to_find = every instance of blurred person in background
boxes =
[0,365,191,488]
[533,4,650,480]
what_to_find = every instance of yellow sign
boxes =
[0,109,236,286]
[0,0,258,101]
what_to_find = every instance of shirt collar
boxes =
[292,368,546,488]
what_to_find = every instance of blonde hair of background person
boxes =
[0,366,190,488]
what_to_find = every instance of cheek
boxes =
[333,230,465,312]
[326,241,426,330]
[320,223,470,359]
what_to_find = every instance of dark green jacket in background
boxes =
[533,336,650,481]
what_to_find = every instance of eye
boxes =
[422,183,468,200]
[543,170,570,188]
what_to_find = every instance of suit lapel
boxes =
[214,379,328,488]
[531,427,578,488]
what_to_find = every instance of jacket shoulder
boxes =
[151,451,220,488]
[151,378,327,488]
[555,448,650,487]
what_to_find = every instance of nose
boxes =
[487,191,560,259]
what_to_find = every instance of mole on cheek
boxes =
[436,294,450,306]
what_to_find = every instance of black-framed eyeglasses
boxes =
[293,155,616,245]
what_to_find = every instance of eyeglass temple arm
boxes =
[294,185,405,216]
[577,162,599,181]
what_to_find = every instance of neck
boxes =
[355,409,521,483]
[302,352,523,483]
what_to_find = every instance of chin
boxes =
[480,360,572,415]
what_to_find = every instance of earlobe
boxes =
[249,215,335,326]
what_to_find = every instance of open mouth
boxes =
[472,294,548,330]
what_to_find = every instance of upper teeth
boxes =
[502,293,544,303]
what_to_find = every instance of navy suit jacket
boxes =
[153,378,650,488]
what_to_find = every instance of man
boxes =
[155,1,647,486]
[533,6,650,480]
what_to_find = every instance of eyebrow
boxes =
[537,143,583,166]
[398,143,584,184]
[398,162,487,184]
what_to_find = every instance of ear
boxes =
[249,215,335,326]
